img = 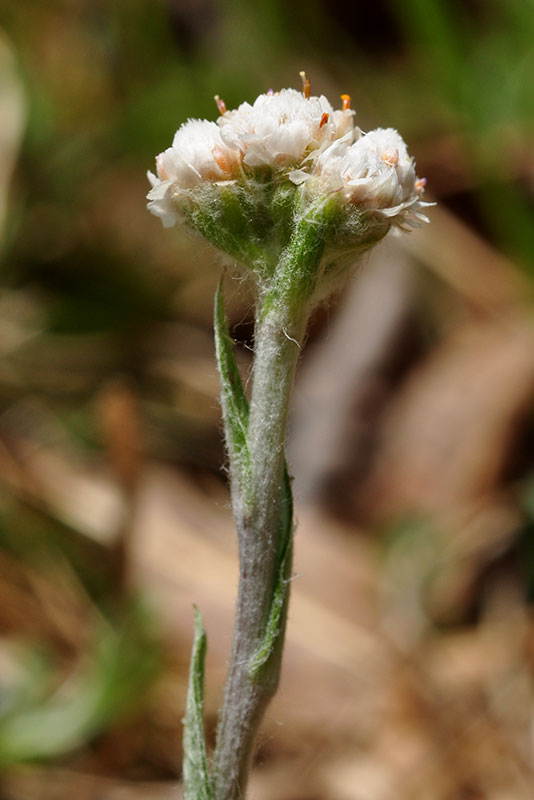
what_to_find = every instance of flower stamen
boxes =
[415,177,427,193]
[156,154,169,180]
[299,70,311,100]
[340,94,351,111]
[381,148,399,167]
[319,112,329,128]
[212,145,233,174]
[214,95,227,115]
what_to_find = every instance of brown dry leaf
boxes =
[1,769,180,800]
[399,203,529,312]
[289,242,417,512]
[365,317,534,519]
[7,423,532,799]
[0,549,91,654]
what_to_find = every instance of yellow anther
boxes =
[319,112,329,128]
[381,148,399,167]
[340,94,351,111]
[212,145,231,173]
[214,95,227,115]
[299,70,311,99]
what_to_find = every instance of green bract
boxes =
[179,179,392,309]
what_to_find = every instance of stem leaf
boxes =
[248,466,293,679]
[183,607,213,800]
[214,280,251,490]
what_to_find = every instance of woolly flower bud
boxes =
[311,127,430,229]
[147,120,240,227]
[217,88,355,169]
[146,80,431,250]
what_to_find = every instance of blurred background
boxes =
[0,1,533,798]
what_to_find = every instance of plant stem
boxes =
[211,199,334,798]
[211,289,308,800]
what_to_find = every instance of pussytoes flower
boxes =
[216,87,354,168]
[311,127,431,229]
[147,75,432,275]
[157,77,435,800]
[147,119,240,227]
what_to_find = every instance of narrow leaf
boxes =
[248,466,294,679]
[182,607,212,800]
[214,280,250,487]
[276,464,294,564]
[214,282,294,679]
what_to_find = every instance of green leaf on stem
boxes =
[248,465,294,680]
[214,281,295,680]
[214,280,251,491]
[183,607,213,800]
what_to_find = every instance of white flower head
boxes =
[216,78,357,172]
[146,77,430,237]
[217,88,334,168]
[314,127,430,228]
[147,119,240,227]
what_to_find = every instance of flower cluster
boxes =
[147,77,430,235]
[308,127,429,231]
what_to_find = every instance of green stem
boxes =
[211,295,307,799]
[211,199,335,799]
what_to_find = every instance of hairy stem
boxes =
[211,199,334,798]
[211,293,308,799]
